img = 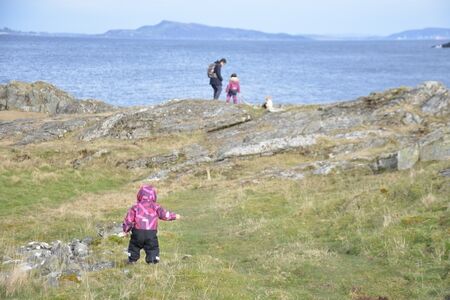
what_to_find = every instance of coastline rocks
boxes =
[79,100,252,141]
[0,81,116,114]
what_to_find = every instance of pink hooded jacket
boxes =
[123,185,177,232]
[226,77,240,93]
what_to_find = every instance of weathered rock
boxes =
[419,129,450,162]
[218,134,320,159]
[0,81,116,114]
[371,153,398,172]
[17,119,88,145]
[8,237,115,287]
[59,99,116,114]
[79,100,252,141]
[0,119,38,140]
[397,144,420,170]
[419,81,450,116]
[439,168,450,177]
[70,240,89,258]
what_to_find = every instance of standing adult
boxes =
[209,58,227,100]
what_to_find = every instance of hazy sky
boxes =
[1,0,449,35]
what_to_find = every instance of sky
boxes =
[1,0,449,36]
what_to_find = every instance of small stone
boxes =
[72,242,89,258]
[439,168,450,177]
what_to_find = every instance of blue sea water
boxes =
[0,35,449,106]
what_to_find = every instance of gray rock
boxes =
[80,100,252,141]
[0,81,116,114]
[397,144,420,170]
[17,119,88,145]
[419,81,450,116]
[371,153,398,172]
[51,241,73,264]
[218,134,320,159]
[71,241,89,258]
[0,119,40,141]
[402,112,423,125]
[419,129,450,162]
[439,168,450,177]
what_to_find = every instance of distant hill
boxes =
[387,28,450,40]
[101,20,310,41]
[2,23,450,41]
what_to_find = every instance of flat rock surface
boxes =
[79,100,252,141]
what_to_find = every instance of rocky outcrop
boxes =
[1,81,449,177]
[79,100,252,141]
[17,119,89,145]
[0,115,102,145]
[0,81,116,114]
[208,82,449,161]
[3,238,115,287]
[141,81,449,179]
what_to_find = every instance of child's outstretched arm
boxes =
[157,205,180,221]
[122,206,136,233]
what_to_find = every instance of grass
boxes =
[0,118,449,299]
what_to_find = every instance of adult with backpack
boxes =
[207,58,227,100]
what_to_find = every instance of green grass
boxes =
[0,136,449,299]
[0,166,129,216]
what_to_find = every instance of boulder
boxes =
[0,81,116,114]
[419,129,450,162]
[397,144,420,170]
[371,153,398,172]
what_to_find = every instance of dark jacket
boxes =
[210,61,223,86]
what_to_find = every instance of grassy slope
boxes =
[0,122,449,299]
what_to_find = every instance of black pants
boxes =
[128,229,159,264]
[211,84,222,100]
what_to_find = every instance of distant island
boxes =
[102,20,310,41]
[1,21,450,41]
[387,27,450,40]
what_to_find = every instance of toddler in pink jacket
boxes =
[226,73,241,104]
[123,185,180,264]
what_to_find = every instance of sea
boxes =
[0,35,449,106]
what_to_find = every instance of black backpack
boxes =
[207,63,217,79]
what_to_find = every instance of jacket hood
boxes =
[136,185,157,203]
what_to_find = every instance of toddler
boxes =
[122,185,180,264]
[225,73,241,104]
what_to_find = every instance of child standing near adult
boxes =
[122,185,180,264]
[225,73,241,104]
